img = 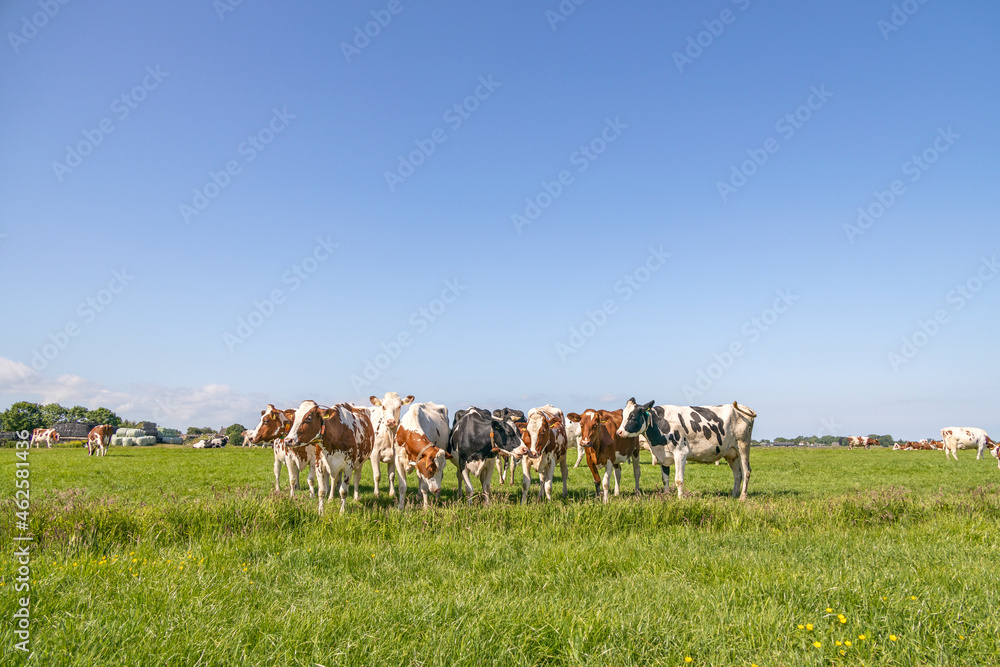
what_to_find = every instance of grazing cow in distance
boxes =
[284,400,374,514]
[492,407,526,484]
[846,436,879,450]
[361,392,414,499]
[449,407,518,503]
[240,429,254,447]
[31,428,59,448]
[990,442,1000,469]
[248,404,315,496]
[520,404,569,503]
[87,425,114,457]
[940,427,993,461]
[617,398,756,500]
[567,409,646,502]
[394,402,450,509]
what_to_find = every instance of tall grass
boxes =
[2,446,998,665]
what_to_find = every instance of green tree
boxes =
[226,423,247,445]
[40,403,68,427]
[66,405,90,422]
[86,407,122,427]
[1,402,43,432]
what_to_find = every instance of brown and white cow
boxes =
[284,401,375,514]
[846,436,879,450]
[394,402,450,509]
[567,409,644,502]
[520,404,569,503]
[990,442,1000,470]
[87,424,114,457]
[361,392,413,498]
[940,427,993,461]
[239,429,254,447]
[248,404,315,496]
[30,428,59,448]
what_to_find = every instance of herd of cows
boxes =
[28,400,997,514]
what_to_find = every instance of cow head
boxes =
[567,410,600,448]
[249,404,294,444]
[397,426,449,494]
[284,400,327,446]
[617,397,654,438]
[490,418,527,458]
[525,413,552,458]
[370,392,413,430]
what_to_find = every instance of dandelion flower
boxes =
[835,641,842,646]
[910,596,917,600]
[858,635,866,640]
[685,658,692,663]
[797,625,804,630]
[845,640,852,647]
[839,618,846,624]
[890,635,898,642]
[813,641,821,648]
[806,624,813,631]
[826,607,833,613]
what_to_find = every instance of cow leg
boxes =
[315,459,329,514]
[574,443,585,468]
[456,463,465,501]
[728,456,743,499]
[542,461,554,501]
[352,465,363,502]
[273,451,283,492]
[521,459,532,504]
[339,472,349,514]
[612,464,622,497]
[307,460,317,497]
[560,454,568,499]
[460,467,476,504]
[674,454,687,498]
[285,457,301,499]
[387,460,396,496]
[395,459,408,510]
[660,465,670,493]
[482,460,495,504]
[601,461,613,503]
[509,456,517,486]
[418,477,430,509]
[632,455,641,495]
[370,449,382,497]
[738,445,751,501]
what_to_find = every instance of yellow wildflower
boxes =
[858,635,866,640]
[685,658,692,664]
[826,607,833,613]
[845,640,852,647]
[813,641,821,648]
[806,624,813,631]
[889,635,898,642]
[797,625,804,630]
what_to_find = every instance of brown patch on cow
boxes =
[316,404,375,467]
[575,409,640,484]
[396,425,444,479]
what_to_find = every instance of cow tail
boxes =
[732,401,757,419]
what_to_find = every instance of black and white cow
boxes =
[448,408,520,502]
[617,398,756,500]
[491,407,526,484]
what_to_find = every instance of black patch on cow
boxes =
[644,411,669,447]
[715,445,720,454]
[594,481,601,496]
[660,465,670,476]
[678,413,688,433]
[691,406,726,444]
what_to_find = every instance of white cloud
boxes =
[0,357,263,428]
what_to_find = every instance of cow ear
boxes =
[626,397,636,405]
[403,395,414,404]
[642,400,655,410]
[260,410,266,416]
[567,412,581,422]
[369,396,381,406]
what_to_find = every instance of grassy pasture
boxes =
[2,445,999,666]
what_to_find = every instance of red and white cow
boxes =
[361,392,413,498]
[990,442,1000,470]
[520,404,569,503]
[248,404,315,496]
[393,402,450,509]
[940,427,993,461]
[846,436,879,450]
[567,408,643,502]
[284,400,374,514]
[31,428,59,448]
[87,424,114,457]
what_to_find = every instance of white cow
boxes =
[393,402,450,509]
[940,427,993,461]
[520,404,569,503]
[30,428,59,448]
[617,398,756,500]
[360,392,413,498]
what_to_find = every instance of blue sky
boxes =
[1,0,997,439]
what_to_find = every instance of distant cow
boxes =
[239,429,254,447]
[248,404,315,496]
[491,407,526,484]
[284,400,374,514]
[361,392,414,499]
[209,435,228,448]
[990,443,1000,470]
[568,408,646,502]
[520,404,569,503]
[617,398,756,500]
[394,402,450,509]
[87,425,114,457]
[940,427,993,461]
[30,428,59,448]
[449,407,520,502]
[846,436,879,450]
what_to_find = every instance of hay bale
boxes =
[120,437,136,447]
[135,436,156,446]
[139,422,157,436]
[162,436,183,445]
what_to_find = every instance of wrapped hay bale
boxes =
[115,428,130,437]
[163,436,183,444]
[124,428,145,438]
[158,427,181,437]
[111,436,125,446]
[140,422,157,436]
[120,437,136,447]
[135,435,156,446]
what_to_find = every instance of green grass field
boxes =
[2,445,999,666]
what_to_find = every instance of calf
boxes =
[521,404,569,503]
[617,398,756,500]
[449,408,518,503]
[363,392,414,499]
[394,402,450,509]
[248,404,315,496]
[941,427,993,461]
[87,425,114,457]
[31,428,59,449]
[567,409,645,502]
[284,400,374,514]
